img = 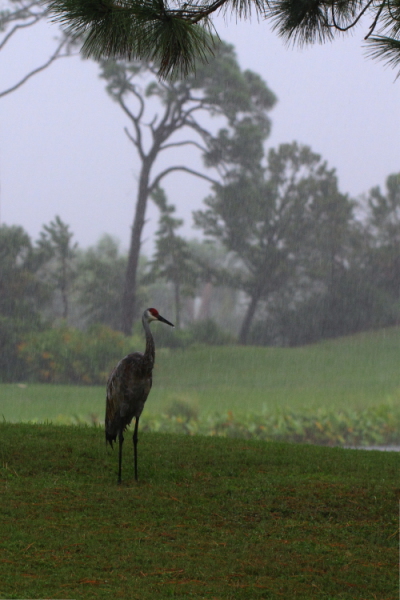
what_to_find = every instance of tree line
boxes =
[1,162,399,380]
[1,23,400,383]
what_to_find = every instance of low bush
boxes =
[151,318,236,349]
[18,325,132,385]
[45,403,400,447]
[15,318,234,384]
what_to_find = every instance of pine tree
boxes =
[47,0,400,78]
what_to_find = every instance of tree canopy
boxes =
[98,41,276,334]
[47,0,400,78]
[194,142,355,343]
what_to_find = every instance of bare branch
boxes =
[124,126,139,148]
[148,113,158,135]
[330,0,375,32]
[364,0,386,40]
[1,0,45,24]
[0,37,70,99]
[125,83,145,123]
[0,16,41,51]
[118,95,145,159]
[160,139,208,153]
[149,166,219,196]
[168,0,230,24]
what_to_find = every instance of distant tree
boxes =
[49,0,400,78]
[98,40,276,334]
[194,142,354,344]
[365,173,400,301]
[0,0,74,98]
[0,224,49,380]
[249,174,400,346]
[37,216,78,321]
[147,188,198,328]
[76,235,127,330]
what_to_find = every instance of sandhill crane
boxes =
[105,308,174,483]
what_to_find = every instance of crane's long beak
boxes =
[158,314,174,327]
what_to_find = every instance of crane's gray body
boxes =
[105,350,153,446]
[104,308,173,482]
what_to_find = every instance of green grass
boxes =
[0,423,398,599]
[2,327,400,424]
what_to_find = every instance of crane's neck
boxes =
[142,315,155,371]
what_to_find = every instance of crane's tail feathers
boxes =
[105,431,116,449]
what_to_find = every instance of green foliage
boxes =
[140,403,400,447]
[4,326,400,425]
[0,423,398,599]
[76,234,127,329]
[188,317,236,345]
[367,172,400,246]
[0,224,49,320]
[98,41,276,334]
[47,0,400,78]
[48,0,215,77]
[365,172,400,301]
[18,324,131,384]
[0,224,49,381]
[195,141,355,343]
[147,317,236,348]
[37,215,78,320]
[251,269,399,346]
[147,187,198,327]
[268,0,334,45]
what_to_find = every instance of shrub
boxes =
[187,319,236,346]
[151,318,236,349]
[18,324,131,384]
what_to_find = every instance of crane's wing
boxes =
[105,352,152,446]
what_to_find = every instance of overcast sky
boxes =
[1,14,399,257]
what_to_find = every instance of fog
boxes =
[1,15,399,256]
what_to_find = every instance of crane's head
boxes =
[145,308,174,327]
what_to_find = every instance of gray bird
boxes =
[105,308,174,483]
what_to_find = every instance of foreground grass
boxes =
[0,423,398,599]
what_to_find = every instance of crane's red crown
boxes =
[148,308,159,317]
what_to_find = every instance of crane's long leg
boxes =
[118,430,124,484]
[133,417,139,482]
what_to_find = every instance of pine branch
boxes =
[366,34,400,73]
[46,0,400,77]
[47,0,217,77]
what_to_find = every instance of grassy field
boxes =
[2,327,400,426]
[0,423,398,599]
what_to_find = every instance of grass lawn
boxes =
[1,327,400,424]
[0,423,398,599]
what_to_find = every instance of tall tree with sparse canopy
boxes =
[98,41,276,334]
[48,0,400,79]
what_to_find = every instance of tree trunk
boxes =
[198,282,213,320]
[174,280,181,328]
[61,257,68,321]
[238,291,261,345]
[121,163,151,335]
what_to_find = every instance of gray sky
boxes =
[1,15,400,257]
